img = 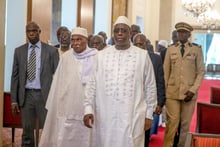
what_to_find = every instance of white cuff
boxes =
[84,106,93,115]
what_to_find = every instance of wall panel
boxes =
[30,0,52,43]
[0,0,6,145]
[77,0,94,35]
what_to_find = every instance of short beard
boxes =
[60,43,69,48]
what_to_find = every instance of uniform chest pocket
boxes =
[186,55,196,60]
[170,54,178,64]
[170,54,178,60]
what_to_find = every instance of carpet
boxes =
[2,128,22,147]
[149,79,220,147]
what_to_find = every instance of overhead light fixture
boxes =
[181,0,216,17]
[197,10,220,31]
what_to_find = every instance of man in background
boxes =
[58,28,71,56]
[157,40,168,63]
[145,38,154,52]
[54,26,69,48]
[130,24,141,42]
[171,30,178,45]
[98,31,110,49]
[90,35,105,50]
[11,21,59,147]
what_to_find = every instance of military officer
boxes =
[163,22,205,147]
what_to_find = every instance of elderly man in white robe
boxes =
[39,27,97,147]
[84,16,157,147]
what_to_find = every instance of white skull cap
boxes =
[114,16,131,27]
[71,27,88,38]
[158,40,168,48]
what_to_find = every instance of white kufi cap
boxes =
[158,40,168,48]
[114,16,130,27]
[71,27,88,38]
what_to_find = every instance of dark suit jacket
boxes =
[148,51,166,107]
[10,42,59,107]
[54,44,60,48]
[159,48,167,64]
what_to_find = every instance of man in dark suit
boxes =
[157,40,168,64]
[11,21,59,147]
[133,33,166,147]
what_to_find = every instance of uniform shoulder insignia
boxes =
[192,42,201,48]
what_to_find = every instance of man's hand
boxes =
[184,90,195,102]
[11,103,20,116]
[144,118,153,131]
[154,105,162,115]
[83,114,94,128]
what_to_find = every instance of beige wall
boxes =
[128,0,160,49]
[0,0,6,145]
[145,0,160,47]
[159,0,173,42]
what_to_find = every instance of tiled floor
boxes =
[2,128,22,147]
[2,128,42,147]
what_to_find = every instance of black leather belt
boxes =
[25,88,41,92]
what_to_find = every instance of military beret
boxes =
[175,22,193,32]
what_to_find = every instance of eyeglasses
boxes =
[113,28,128,33]
[60,35,70,39]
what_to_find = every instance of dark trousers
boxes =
[145,129,151,147]
[21,90,47,147]
[145,114,160,147]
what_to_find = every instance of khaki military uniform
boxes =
[163,41,205,147]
